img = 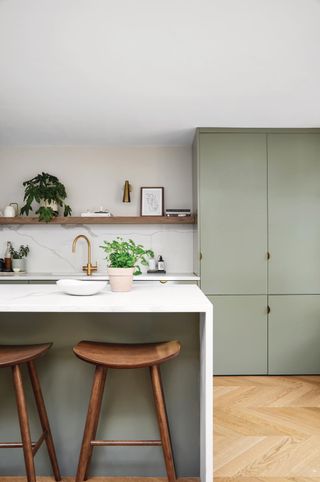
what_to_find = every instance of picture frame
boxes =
[140,187,164,216]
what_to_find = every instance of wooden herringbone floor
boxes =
[214,375,320,482]
[6,376,320,482]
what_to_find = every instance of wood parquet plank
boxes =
[215,479,320,482]
[214,376,320,481]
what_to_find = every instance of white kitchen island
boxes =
[0,284,213,481]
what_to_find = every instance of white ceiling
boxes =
[0,0,320,146]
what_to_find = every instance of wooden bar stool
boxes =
[73,340,181,482]
[0,343,61,482]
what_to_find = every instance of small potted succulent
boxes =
[20,172,72,222]
[100,237,154,292]
[10,244,30,272]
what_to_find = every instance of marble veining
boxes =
[0,284,209,312]
[0,224,194,274]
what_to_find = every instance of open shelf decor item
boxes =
[140,187,164,216]
[20,172,72,222]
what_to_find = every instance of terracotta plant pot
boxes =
[108,267,134,292]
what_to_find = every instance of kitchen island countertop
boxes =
[0,283,212,481]
[0,283,207,312]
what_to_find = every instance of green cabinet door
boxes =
[200,133,267,294]
[268,133,320,294]
[269,295,320,374]
[210,295,267,375]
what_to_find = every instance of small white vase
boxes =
[4,203,18,217]
[12,258,27,273]
[108,267,134,292]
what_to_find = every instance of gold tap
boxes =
[72,235,97,276]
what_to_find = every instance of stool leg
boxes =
[150,365,177,482]
[76,365,107,482]
[27,361,61,481]
[12,364,36,482]
[84,365,107,481]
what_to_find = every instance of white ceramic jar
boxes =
[4,203,18,217]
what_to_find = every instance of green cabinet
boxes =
[268,133,320,294]
[195,128,320,375]
[269,295,320,374]
[210,295,267,375]
[199,133,268,295]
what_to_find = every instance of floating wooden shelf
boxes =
[0,216,196,225]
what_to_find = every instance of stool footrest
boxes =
[32,430,48,456]
[91,439,162,446]
[0,430,47,456]
[0,442,25,448]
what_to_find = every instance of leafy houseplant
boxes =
[9,244,30,272]
[10,244,30,259]
[100,237,154,291]
[20,172,72,222]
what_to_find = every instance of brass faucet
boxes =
[72,235,97,276]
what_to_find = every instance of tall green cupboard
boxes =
[193,128,320,375]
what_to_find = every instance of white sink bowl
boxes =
[56,279,107,296]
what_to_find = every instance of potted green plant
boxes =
[10,244,30,272]
[100,237,154,291]
[20,172,72,222]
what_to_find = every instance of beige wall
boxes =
[0,146,194,273]
[0,145,192,215]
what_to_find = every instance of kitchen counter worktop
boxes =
[0,272,200,282]
[0,283,212,481]
[0,283,207,312]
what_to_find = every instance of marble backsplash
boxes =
[0,224,194,274]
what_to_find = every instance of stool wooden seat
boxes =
[0,343,51,367]
[0,343,61,482]
[73,340,180,368]
[73,339,181,482]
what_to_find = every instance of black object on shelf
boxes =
[166,208,191,217]
[147,269,166,274]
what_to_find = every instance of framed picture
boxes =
[140,187,164,216]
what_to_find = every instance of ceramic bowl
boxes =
[56,279,107,296]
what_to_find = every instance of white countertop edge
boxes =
[0,272,200,281]
[0,284,212,313]
[0,306,210,313]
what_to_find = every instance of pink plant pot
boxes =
[108,267,134,292]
